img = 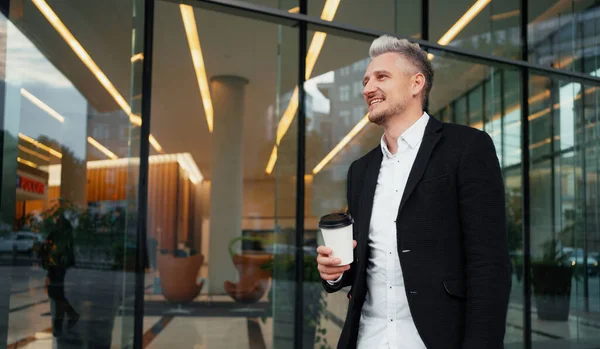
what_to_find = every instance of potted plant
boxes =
[224,235,273,303]
[531,238,574,321]
[261,252,333,349]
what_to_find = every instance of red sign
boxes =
[17,175,45,194]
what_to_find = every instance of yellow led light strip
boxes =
[490,9,520,21]
[265,0,341,174]
[17,157,38,169]
[21,88,65,123]
[471,86,596,130]
[87,137,118,160]
[32,0,163,153]
[18,145,50,162]
[288,6,300,13]
[149,135,164,153]
[131,53,144,63]
[18,133,62,159]
[180,4,214,133]
[428,0,491,60]
[438,0,491,45]
[312,114,370,174]
[78,153,203,183]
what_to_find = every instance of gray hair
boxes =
[369,35,434,106]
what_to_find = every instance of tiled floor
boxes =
[4,265,600,348]
[147,318,249,349]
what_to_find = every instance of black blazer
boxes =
[322,116,511,349]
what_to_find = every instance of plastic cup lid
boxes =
[318,212,353,229]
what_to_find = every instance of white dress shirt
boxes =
[357,112,430,349]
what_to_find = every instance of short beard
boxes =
[368,102,405,126]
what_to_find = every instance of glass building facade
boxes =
[0,0,599,348]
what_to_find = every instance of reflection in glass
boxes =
[529,0,600,76]
[309,0,420,37]
[1,0,144,347]
[142,2,300,348]
[430,0,520,58]
[529,74,600,349]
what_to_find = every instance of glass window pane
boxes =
[529,0,600,76]
[0,0,143,347]
[309,0,420,37]
[430,0,521,58]
[529,73,600,349]
[469,85,483,129]
[146,2,298,348]
[304,31,371,348]
[455,97,468,125]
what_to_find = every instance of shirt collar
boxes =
[380,112,430,157]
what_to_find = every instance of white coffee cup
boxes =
[319,213,354,266]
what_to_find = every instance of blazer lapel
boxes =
[357,147,382,260]
[396,117,443,218]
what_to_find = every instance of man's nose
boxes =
[363,82,376,98]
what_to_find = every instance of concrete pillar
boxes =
[208,75,248,294]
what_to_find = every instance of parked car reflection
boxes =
[563,247,599,276]
[0,231,44,256]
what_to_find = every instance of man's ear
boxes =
[412,73,426,97]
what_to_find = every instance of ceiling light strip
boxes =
[180,4,214,133]
[265,0,341,174]
[131,53,144,63]
[18,133,62,159]
[84,153,203,183]
[312,114,370,174]
[17,157,38,169]
[32,0,164,153]
[149,135,164,153]
[490,9,520,21]
[87,137,118,160]
[428,0,491,60]
[438,0,491,46]
[20,88,65,123]
[18,145,51,162]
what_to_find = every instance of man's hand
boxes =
[317,240,357,281]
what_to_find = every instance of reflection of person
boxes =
[41,214,79,337]
[317,35,511,349]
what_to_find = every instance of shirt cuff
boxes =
[326,273,344,285]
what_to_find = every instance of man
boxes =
[41,213,79,337]
[316,35,511,349]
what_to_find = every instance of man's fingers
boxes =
[353,240,357,248]
[318,264,351,275]
[316,245,332,255]
[317,254,342,266]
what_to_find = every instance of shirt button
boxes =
[390,319,393,322]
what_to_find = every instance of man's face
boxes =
[363,52,418,126]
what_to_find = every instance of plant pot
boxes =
[224,253,273,303]
[158,252,204,303]
[532,263,573,321]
